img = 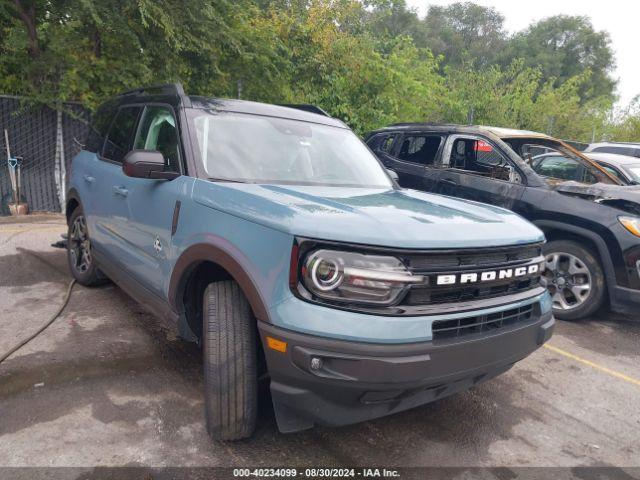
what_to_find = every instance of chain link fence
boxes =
[0,96,90,215]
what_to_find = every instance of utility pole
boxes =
[467,106,474,125]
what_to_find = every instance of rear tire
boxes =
[543,240,606,320]
[66,206,106,286]
[203,280,257,441]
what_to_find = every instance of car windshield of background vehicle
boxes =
[190,111,393,188]
[519,142,617,185]
[626,166,640,182]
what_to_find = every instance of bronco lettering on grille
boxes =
[436,264,540,286]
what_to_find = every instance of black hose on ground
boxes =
[0,279,76,365]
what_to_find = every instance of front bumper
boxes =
[259,307,554,433]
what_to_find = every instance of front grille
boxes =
[396,243,544,310]
[432,304,534,340]
[405,246,541,272]
[406,278,537,305]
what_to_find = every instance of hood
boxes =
[192,181,544,249]
[553,182,640,216]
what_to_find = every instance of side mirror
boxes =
[123,150,179,180]
[387,168,399,182]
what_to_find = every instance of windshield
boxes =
[189,111,393,188]
[624,166,640,182]
[503,138,618,185]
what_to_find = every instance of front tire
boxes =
[543,240,606,320]
[203,280,258,441]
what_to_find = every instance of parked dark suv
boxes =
[366,124,640,320]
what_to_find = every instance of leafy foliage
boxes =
[0,0,636,142]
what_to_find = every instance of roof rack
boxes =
[389,122,466,127]
[117,83,186,98]
[279,104,331,117]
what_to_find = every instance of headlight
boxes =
[619,216,640,237]
[300,249,424,306]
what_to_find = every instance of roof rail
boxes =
[279,104,331,117]
[117,83,186,98]
[389,122,465,127]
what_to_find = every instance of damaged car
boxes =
[366,124,640,320]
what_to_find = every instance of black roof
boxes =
[111,83,346,128]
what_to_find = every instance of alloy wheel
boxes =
[69,215,92,274]
[544,252,592,311]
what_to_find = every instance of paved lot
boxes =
[0,215,639,470]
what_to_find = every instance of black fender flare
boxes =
[168,242,270,323]
[65,188,82,223]
[533,219,619,295]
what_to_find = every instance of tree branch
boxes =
[12,0,40,58]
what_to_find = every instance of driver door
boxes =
[116,105,192,298]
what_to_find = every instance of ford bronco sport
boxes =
[366,124,640,321]
[67,85,554,440]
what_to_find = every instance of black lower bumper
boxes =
[258,310,554,433]
[610,285,640,317]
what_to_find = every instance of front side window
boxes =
[396,135,442,166]
[532,155,597,183]
[445,137,521,183]
[190,111,393,188]
[134,106,180,172]
[102,107,141,163]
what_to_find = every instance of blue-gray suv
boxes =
[66,84,554,440]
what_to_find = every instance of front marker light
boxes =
[301,249,424,306]
[619,216,640,237]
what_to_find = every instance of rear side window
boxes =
[396,135,442,165]
[85,103,117,153]
[134,106,181,172]
[102,107,141,163]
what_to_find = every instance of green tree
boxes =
[502,15,616,103]
[421,2,507,68]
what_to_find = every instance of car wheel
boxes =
[203,280,257,441]
[66,206,106,286]
[542,240,606,320]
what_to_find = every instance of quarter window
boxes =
[134,106,181,172]
[102,107,141,163]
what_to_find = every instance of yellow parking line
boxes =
[0,226,65,234]
[544,343,640,388]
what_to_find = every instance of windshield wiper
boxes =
[207,177,247,184]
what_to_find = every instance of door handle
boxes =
[83,174,95,184]
[112,186,129,197]
[440,179,457,188]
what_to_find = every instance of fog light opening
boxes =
[310,357,323,371]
